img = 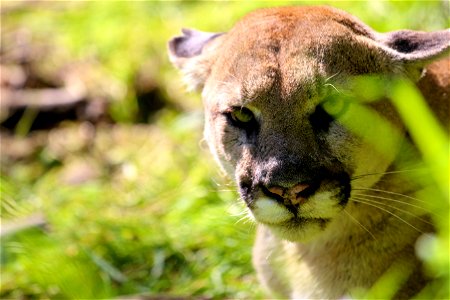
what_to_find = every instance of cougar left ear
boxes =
[168,29,223,91]
[378,29,450,78]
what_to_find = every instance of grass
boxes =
[1,1,449,299]
[1,116,260,299]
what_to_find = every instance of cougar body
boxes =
[169,6,449,298]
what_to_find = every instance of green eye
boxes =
[225,107,257,130]
[231,108,254,123]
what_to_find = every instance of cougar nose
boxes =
[267,183,314,205]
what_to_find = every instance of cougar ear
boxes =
[168,29,223,91]
[377,29,450,78]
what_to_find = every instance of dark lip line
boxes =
[260,216,329,227]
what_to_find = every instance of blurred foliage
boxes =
[388,79,449,300]
[1,1,449,299]
[324,76,449,299]
[1,115,258,299]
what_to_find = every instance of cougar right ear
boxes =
[168,29,223,91]
[377,29,450,79]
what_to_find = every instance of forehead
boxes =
[204,64,321,117]
[205,8,340,108]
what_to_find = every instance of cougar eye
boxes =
[310,95,348,132]
[309,105,334,132]
[226,107,256,128]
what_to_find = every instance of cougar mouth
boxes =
[238,172,350,240]
[248,197,330,227]
[265,215,332,242]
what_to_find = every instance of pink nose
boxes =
[268,183,311,205]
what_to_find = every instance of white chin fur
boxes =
[250,198,329,242]
[251,198,293,224]
[269,221,325,242]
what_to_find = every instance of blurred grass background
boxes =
[0,1,448,299]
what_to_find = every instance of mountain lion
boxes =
[168,6,449,299]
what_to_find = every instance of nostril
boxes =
[291,183,310,195]
[295,182,318,199]
[261,185,285,202]
[268,186,285,197]
[262,182,320,206]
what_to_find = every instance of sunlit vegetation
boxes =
[1,1,448,299]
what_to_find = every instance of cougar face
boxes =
[169,5,449,298]
[170,6,443,241]
[201,51,360,241]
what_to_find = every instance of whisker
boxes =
[351,168,425,181]
[354,196,433,226]
[351,197,425,232]
[229,207,249,217]
[343,209,377,240]
[235,214,253,225]
[210,178,234,188]
[324,71,341,83]
[324,83,340,93]
[238,216,257,230]
[352,192,433,214]
[217,189,238,193]
[353,187,427,204]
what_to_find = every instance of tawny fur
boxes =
[169,6,449,299]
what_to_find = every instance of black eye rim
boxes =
[309,104,335,132]
[223,106,257,129]
[309,96,350,132]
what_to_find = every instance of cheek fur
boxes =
[326,123,399,184]
[204,116,241,177]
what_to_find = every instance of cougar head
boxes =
[169,6,450,242]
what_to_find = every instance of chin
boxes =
[249,197,333,242]
[265,218,330,242]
